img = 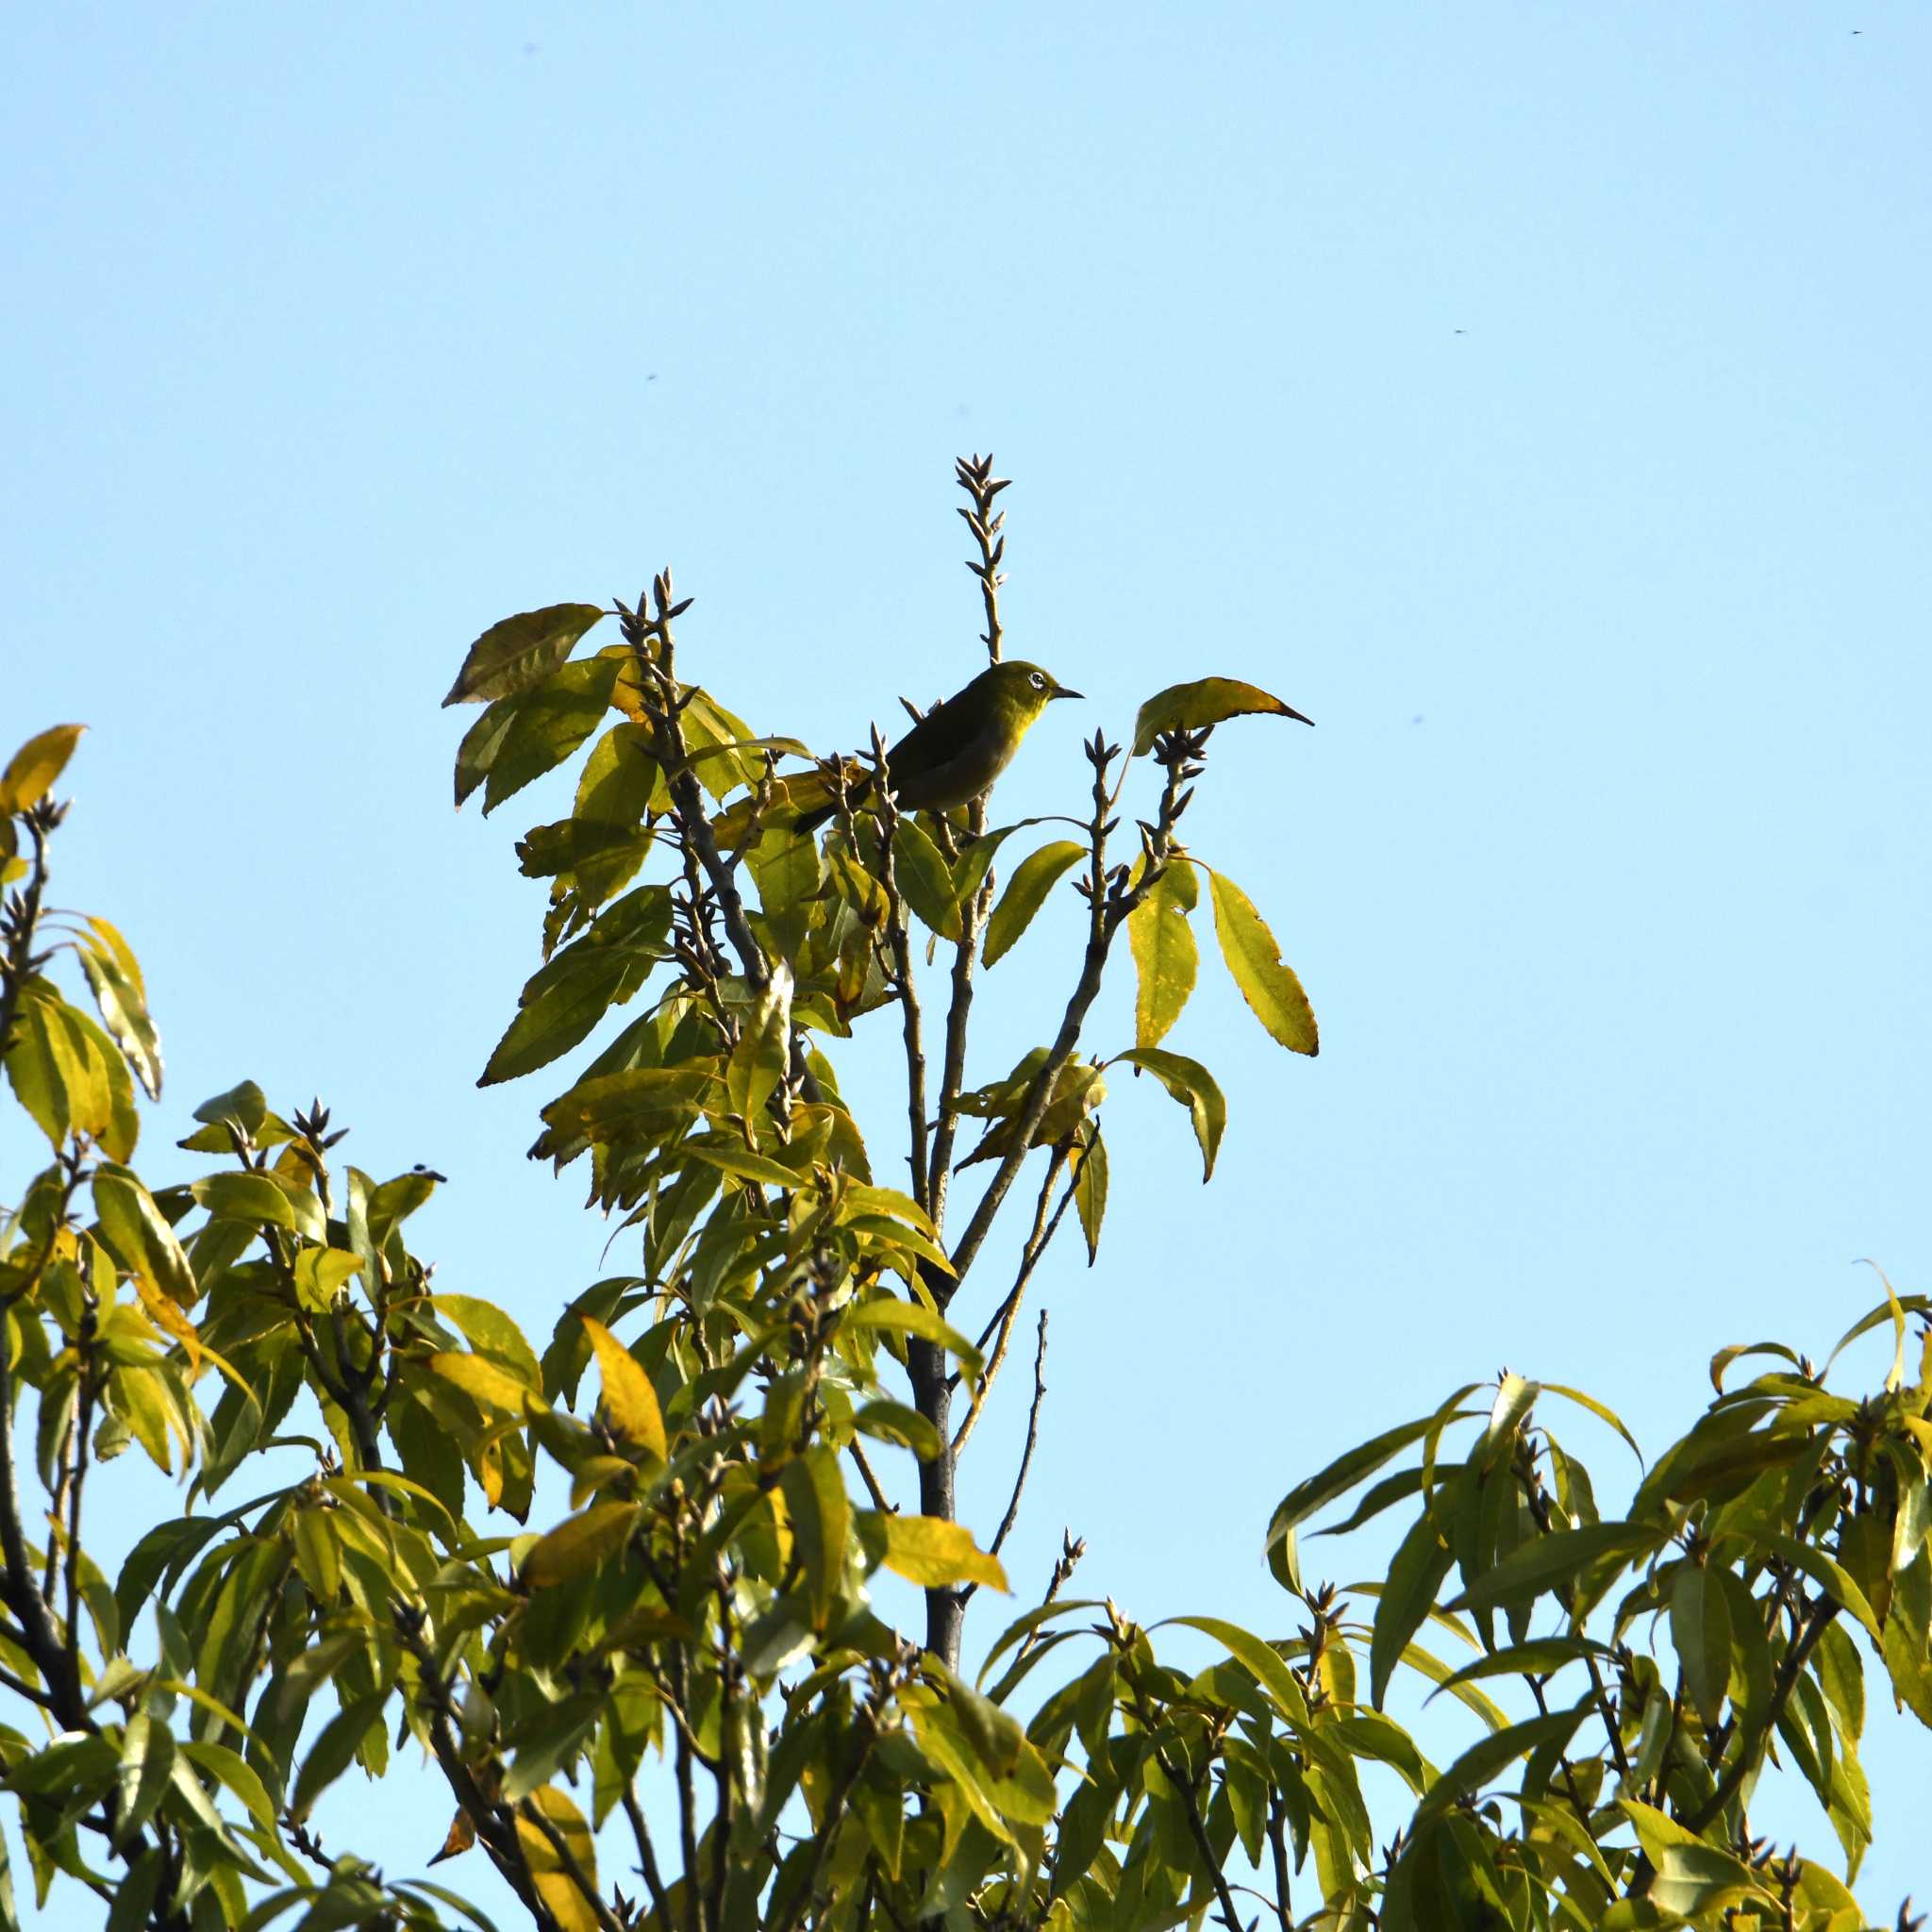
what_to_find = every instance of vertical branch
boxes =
[956,453,1009,665]
[870,728,931,1209]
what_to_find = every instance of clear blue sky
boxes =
[5,1,1928,1916]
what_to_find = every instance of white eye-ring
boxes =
[1029,671,1046,690]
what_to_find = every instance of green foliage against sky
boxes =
[2,471,1929,1930]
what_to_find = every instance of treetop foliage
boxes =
[1,461,1927,1931]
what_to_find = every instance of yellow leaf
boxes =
[580,1317,667,1458]
[876,1514,1008,1591]
[515,1786,600,1932]
[0,724,86,813]
[1207,869,1318,1057]
[428,1351,539,1416]
[1126,858,1199,1047]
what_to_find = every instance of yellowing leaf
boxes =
[984,841,1086,968]
[515,1785,600,1932]
[428,1351,539,1416]
[1207,869,1318,1057]
[0,724,86,813]
[523,1501,640,1588]
[293,1247,365,1312]
[92,1163,196,1307]
[875,1513,1008,1591]
[725,963,792,1143]
[1111,1047,1224,1181]
[580,1317,666,1459]
[1126,858,1198,1047]
[1131,676,1312,758]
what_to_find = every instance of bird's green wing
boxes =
[887,687,981,776]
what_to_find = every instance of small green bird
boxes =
[795,659,1083,834]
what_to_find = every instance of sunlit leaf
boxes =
[1208,869,1318,1056]
[515,1784,600,1932]
[580,1316,666,1459]
[1130,676,1312,758]
[1072,1127,1107,1264]
[479,656,625,815]
[1111,1047,1224,1181]
[0,724,86,812]
[872,1513,1007,1591]
[92,1162,196,1307]
[983,841,1086,967]
[442,603,608,707]
[77,922,162,1100]
[1126,857,1198,1047]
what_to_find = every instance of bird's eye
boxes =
[1029,671,1046,690]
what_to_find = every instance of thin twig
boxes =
[981,1314,1050,1574]
[954,1165,1074,1457]
[847,1439,894,1514]
[622,1788,678,1931]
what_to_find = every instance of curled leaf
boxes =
[1131,678,1312,758]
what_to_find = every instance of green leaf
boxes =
[192,1078,269,1141]
[1445,1521,1664,1622]
[1131,676,1312,757]
[983,841,1086,967]
[1424,1635,1615,1700]
[1646,1842,1774,1917]
[1371,1492,1458,1708]
[841,1301,982,1384]
[1670,1562,1733,1727]
[1267,1389,1482,1550]
[454,691,523,808]
[0,724,85,813]
[442,603,608,707]
[539,1067,719,1145]
[481,656,625,814]
[1764,1532,1882,1641]
[5,979,138,1158]
[1072,1128,1107,1265]
[852,1400,941,1459]
[887,815,963,942]
[1540,1381,1645,1468]
[725,965,791,1141]
[1208,869,1318,1055]
[1410,1706,1591,1832]
[113,1711,175,1851]
[781,1448,851,1627]
[92,1162,196,1307]
[1162,1615,1310,1728]
[1111,1047,1224,1182]
[1126,858,1198,1046]
[191,1171,302,1232]
[77,921,162,1101]
[292,1247,364,1312]
[290,1691,386,1821]
[479,886,673,1086]
[177,1740,276,1832]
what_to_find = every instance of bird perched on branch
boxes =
[793,659,1082,835]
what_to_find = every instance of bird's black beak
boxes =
[1052,685,1084,701]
